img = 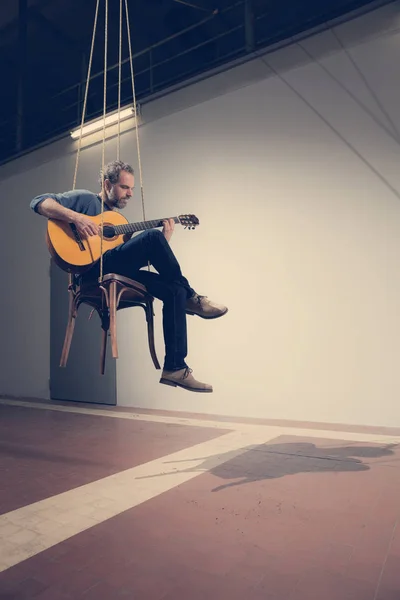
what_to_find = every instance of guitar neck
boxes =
[113,216,179,235]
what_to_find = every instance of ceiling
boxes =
[0,0,385,165]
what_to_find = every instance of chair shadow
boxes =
[136,441,398,492]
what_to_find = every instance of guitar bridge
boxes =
[70,223,86,251]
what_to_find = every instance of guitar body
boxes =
[47,211,129,273]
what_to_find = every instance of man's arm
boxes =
[37,197,81,222]
[37,198,99,237]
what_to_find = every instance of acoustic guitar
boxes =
[46,210,199,273]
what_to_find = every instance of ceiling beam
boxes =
[29,6,83,53]
[16,0,28,151]
[0,0,69,47]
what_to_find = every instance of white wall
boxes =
[2,1,400,428]
[116,2,400,428]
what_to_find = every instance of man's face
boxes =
[105,170,134,209]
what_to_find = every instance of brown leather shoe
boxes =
[186,294,228,319]
[160,367,213,393]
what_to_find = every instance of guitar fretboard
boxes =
[113,217,180,235]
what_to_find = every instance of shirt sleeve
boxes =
[30,191,81,214]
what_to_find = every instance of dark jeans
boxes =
[83,229,196,371]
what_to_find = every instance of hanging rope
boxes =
[69,0,100,289]
[99,0,109,284]
[124,0,150,271]
[124,0,146,225]
[72,0,100,192]
[72,0,146,282]
[117,0,123,160]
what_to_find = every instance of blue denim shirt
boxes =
[30,189,111,216]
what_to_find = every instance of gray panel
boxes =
[50,260,116,405]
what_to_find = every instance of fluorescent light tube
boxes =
[70,106,137,139]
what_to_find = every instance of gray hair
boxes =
[99,160,134,186]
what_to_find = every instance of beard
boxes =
[106,189,128,209]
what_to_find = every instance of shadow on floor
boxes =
[137,441,398,492]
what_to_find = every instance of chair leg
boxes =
[60,295,77,368]
[100,328,108,374]
[145,301,161,370]
[99,309,110,375]
[108,281,118,358]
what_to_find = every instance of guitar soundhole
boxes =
[102,225,116,239]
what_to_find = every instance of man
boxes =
[30,159,228,393]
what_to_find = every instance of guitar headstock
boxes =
[178,214,199,230]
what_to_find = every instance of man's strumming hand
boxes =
[73,214,100,238]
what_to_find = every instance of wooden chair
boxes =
[60,273,161,374]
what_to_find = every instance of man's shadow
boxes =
[136,441,398,492]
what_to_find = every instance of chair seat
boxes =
[79,273,151,305]
[102,273,148,293]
